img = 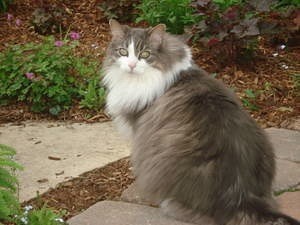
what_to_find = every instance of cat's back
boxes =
[138,65,243,129]
[133,65,272,162]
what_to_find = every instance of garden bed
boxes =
[23,157,134,220]
[0,0,299,128]
[0,0,299,223]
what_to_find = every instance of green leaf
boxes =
[49,105,61,116]
[0,159,23,170]
[244,89,256,98]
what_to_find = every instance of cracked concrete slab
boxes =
[0,121,130,202]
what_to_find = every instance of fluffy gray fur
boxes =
[103,20,300,225]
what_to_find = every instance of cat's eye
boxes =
[118,48,128,56]
[139,51,151,59]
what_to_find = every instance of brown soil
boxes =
[1,0,299,128]
[0,0,299,221]
[23,157,134,220]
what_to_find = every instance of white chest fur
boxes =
[103,44,192,138]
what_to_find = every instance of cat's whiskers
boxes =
[103,46,192,117]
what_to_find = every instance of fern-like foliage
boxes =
[0,144,22,222]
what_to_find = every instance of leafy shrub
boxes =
[0,144,22,222]
[0,36,104,115]
[136,0,199,34]
[31,7,69,35]
[79,76,106,110]
[98,0,140,22]
[192,0,300,65]
[0,0,13,12]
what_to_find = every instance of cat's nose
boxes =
[128,62,137,70]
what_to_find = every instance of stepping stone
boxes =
[67,201,192,225]
[274,159,300,192]
[265,128,300,191]
[121,183,158,206]
[266,128,300,162]
[276,191,300,220]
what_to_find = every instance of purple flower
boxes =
[25,72,35,80]
[15,19,21,26]
[7,13,13,21]
[69,31,80,40]
[54,40,64,47]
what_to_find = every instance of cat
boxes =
[103,19,300,225]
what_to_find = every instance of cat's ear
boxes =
[109,19,125,39]
[175,33,193,43]
[148,24,166,48]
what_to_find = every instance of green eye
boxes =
[118,48,128,56]
[139,51,151,59]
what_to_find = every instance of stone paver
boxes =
[266,128,300,162]
[264,128,300,192]
[121,183,158,206]
[274,159,300,191]
[68,196,300,225]
[276,191,300,220]
[0,121,130,201]
[68,201,192,225]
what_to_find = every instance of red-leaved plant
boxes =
[192,0,300,66]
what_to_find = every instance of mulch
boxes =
[22,157,134,220]
[0,0,299,221]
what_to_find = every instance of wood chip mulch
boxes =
[23,157,134,220]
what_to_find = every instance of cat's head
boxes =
[104,19,192,76]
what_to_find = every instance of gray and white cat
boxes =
[103,19,300,225]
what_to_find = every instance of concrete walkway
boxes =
[0,121,299,224]
[0,121,130,201]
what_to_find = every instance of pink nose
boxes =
[128,62,137,70]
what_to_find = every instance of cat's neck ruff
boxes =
[104,47,192,116]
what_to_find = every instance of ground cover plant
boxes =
[0,35,105,116]
[136,0,198,34]
[0,144,66,225]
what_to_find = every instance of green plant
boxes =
[14,205,66,225]
[241,89,259,111]
[0,144,22,222]
[274,0,300,8]
[0,0,13,12]
[79,76,106,110]
[136,0,199,34]
[0,144,66,225]
[0,36,103,115]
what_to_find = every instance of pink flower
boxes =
[7,13,13,21]
[15,19,21,26]
[25,72,35,80]
[69,31,80,40]
[54,40,64,47]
